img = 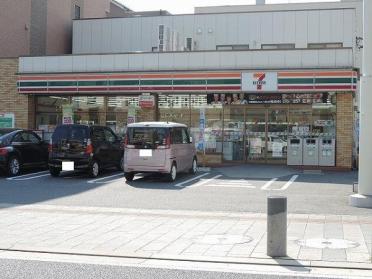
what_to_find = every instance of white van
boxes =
[123,122,197,182]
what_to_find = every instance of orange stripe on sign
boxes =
[108,74,140,79]
[140,74,172,79]
[279,71,354,77]
[207,73,241,78]
[173,73,206,79]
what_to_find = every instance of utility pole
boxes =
[350,0,372,208]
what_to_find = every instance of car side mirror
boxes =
[189,137,193,143]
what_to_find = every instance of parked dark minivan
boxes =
[49,124,123,177]
[0,129,49,176]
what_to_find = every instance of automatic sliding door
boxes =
[246,108,266,162]
[267,108,289,162]
[223,106,244,161]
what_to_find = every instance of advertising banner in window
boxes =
[0,113,15,128]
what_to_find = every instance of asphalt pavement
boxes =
[0,165,368,216]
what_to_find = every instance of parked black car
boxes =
[48,124,124,177]
[0,129,49,176]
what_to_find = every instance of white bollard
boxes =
[267,196,287,257]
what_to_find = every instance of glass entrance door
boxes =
[246,108,266,162]
[223,106,245,161]
[267,108,289,163]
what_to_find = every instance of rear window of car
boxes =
[52,126,90,142]
[127,127,169,148]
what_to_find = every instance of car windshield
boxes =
[0,130,14,137]
[127,127,168,148]
[52,126,89,143]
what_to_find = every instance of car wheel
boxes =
[189,158,198,174]
[89,160,100,178]
[167,163,177,182]
[7,156,21,177]
[124,172,134,182]
[49,167,61,177]
[117,156,124,171]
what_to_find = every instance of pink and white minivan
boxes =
[123,122,197,182]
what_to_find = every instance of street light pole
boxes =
[350,0,372,208]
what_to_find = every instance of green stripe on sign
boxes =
[207,79,241,85]
[173,80,206,85]
[278,78,314,84]
[141,80,172,86]
[79,80,108,86]
[49,81,77,87]
[315,78,353,84]
[19,81,48,87]
[109,80,139,86]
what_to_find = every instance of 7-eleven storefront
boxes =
[18,70,357,169]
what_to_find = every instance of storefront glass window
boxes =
[159,95,191,126]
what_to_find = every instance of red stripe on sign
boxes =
[314,85,355,90]
[19,88,48,91]
[173,86,207,91]
[278,86,314,90]
[108,87,140,91]
[78,88,108,92]
[140,87,173,91]
[206,86,241,91]
[48,88,78,92]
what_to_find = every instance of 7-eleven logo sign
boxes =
[253,73,266,90]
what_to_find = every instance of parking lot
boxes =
[0,165,368,216]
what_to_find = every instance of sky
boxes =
[117,0,340,14]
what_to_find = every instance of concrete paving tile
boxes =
[298,247,322,261]
[322,248,347,262]
[346,252,371,263]
[182,243,211,254]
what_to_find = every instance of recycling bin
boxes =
[303,138,319,166]
[319,138,335,166]
[287,138,303,166]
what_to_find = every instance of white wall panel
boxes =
[204,52,220,68]
[128,54,144,71]
[143,53,159,71]
[45,57,60,72]
[158,53,174,70]
[90,20,103,54]
[284,51,302,68]
[283,12,296,44]
[172,52,189,70]
[226,14,238,45]
[235,52,252,68]
[58,56,73,72]
[307,11,320,43]
[248,14,261,48]
[113,54,129,71]
[72,21,82,54]
[269,51,286,67]
[260,13,273,44]
[85,55,101,72]
[32,57,46,72]
[273,12,285,43]
[81,21,92,54]
[188,52,205,69]
[343,9,354,47]
[111,19,123,53]
[295,11,308,48]
[140,17,154,52]
[237,14,250,45]
[330,10,344,43]
[100,55,115,71]
[251,52,270,68]
[72,56,87,72]
[318,49,335,67]
[319,10,332,42]
[301,50,319,67]
[219,52,236,69]
[215,14,227,45]
[335,48,352,67]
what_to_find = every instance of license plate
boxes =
[62,161,74,171]
[139,149,152,157]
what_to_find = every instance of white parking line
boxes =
[190,174,223,188]
[7,173,51,181]
[174,173,210,187]
[87,173,124,184]
[260,178,278,190]
[205,184,256,189]
[6,170,49,180]
[273,175,299,191]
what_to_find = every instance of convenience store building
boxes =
[16,0,362,169]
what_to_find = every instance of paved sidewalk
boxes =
[0,204,371,270]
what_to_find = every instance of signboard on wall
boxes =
[0,113,15,128]
[62,104,74,125]
[127,105,136,124]
[139,94,155,108]
[242,72,278,92]
[197,108,205,152]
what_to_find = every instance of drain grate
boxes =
[192,234,253,245]
[296,238,359,249]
